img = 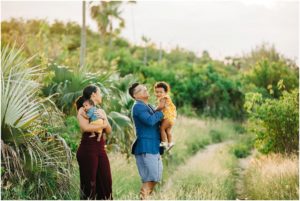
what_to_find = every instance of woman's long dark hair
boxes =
[75,85,98,111]
[75,96,85,111]
[83,85,97,99]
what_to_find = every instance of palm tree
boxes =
[1,45,72,199]
[90,1,133,46]
[42,63,136,156]
[142,35,150,65]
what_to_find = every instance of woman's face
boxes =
[91,87,102,104]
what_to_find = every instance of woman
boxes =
[76,84,113,200]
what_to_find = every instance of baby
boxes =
[154,81,177,150]
[82,99,105,141]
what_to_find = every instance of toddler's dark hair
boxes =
[75,96,95,111]
[84,99,95,106]
[154,81,170,93]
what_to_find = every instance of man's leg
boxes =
[140,182,156,200]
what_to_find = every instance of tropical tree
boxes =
[90,1,135,48]
[90,1,125,46]
[142,35,151,66]
[1,45,72,199]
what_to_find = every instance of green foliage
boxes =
[42,63,136,156]
[2,19,298,120]
[244,59,298,98]
[210,129,224,143]
[244,89,299,154]
[231,134,254,158]
[1,45,72,199]
[186,136,211,155]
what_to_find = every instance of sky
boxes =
[1,0,299,63]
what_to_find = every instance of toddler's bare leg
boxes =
[160,119,170,143]
[89,132,96,138]
[166,126,173,143]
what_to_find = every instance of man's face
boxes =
[133,85,149,100]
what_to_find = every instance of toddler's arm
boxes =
[155,97,167,111]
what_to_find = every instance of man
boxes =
[128,82,165,200]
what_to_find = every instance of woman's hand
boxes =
[77,107,105,132]
[95,109,112,134]
[94,109,106,120]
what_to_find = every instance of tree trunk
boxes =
[144,47,147,66]
[80,1,86,69]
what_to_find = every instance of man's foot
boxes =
[159,141,168,148]
[167,142,175,151]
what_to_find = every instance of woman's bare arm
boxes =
[77,108,107,132]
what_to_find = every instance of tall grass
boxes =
[109,153,141,199]
[153,142,238,199]
[107,116,243,199]
[243,153,299,200]
[163,116,242,174]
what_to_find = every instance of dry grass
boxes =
[243,153,299,200]
[108,116,243,199]
[152,142,238,200]
[108,153,141,199]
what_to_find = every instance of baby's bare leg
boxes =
[97,133,101,142]
[161,119,172,142]
[89,132,96,138]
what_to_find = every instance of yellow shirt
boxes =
[160,95,177,124]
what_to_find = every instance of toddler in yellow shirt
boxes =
[154,81,177,150]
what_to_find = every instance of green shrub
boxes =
[209,129,224,143]
[244,89,299,154]
[186,136,211,155]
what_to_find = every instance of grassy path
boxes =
[235,150,255,200]
[109,116,245,199]
[152,140,238,199]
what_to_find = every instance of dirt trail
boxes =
[162,141,233,193]
[235,150,256,200]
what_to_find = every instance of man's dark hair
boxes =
[128,82,140,98]
[154,81,170,93]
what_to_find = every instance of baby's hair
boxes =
[75,96,95,110]
[84,99,95,106]
[154,81,170,93]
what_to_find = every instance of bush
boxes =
[231,134,254,158]
[244,89,299,154]
[209,129,224,143]
[186,136,211,155]
[233,144,250,158]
